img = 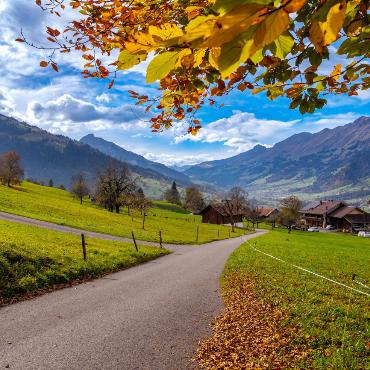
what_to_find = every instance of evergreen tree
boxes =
[164,181,181,205]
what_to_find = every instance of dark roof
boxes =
[329,206,364,219]
[300,201,345,215]
[344,214,370,224]
[199,204,247,217]
[257,207,278,217]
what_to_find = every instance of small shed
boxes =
[199,204,245,225]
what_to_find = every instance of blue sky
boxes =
[0,0,369,166]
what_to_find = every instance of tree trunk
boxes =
[115,204,120,213]
[142,213,146,230]
[80,197,83,205]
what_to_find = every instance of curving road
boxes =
[0,212,266,369]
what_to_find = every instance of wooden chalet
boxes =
[256,207,279,220]
[300,200,370,232]
[199,204,246,225]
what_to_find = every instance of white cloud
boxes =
[96,93,112,103]
[310,112,360,125]
[176,112,299,152]
[142,152,215,167]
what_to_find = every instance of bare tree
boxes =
[71,172,90,204]
[130,188,151,229]
[222,187,249,232]
[0,151,24,187]
[95,163,136,213]
[279,196,302,232]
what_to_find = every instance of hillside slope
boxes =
[80,134,191,185]
[186,117,370,202]
[0,115,180,195]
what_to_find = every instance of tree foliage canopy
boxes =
[25,0,370,133]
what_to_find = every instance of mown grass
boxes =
[223,228,370,368]
[0,182,245,244]
[0,220,170,303]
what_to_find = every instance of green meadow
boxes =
[223,228,370,368]
[0,182,245,244]
[0,220,170,303]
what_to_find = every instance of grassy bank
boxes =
[197,229,370,368]
[0,182,245,244]
[0,220,170,304]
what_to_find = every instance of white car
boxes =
[308,227,320,232]
[325,225,336,230]
[358,231,370,238]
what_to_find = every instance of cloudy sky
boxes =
[0,0,369,167]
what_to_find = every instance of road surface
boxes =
[0,211,265,369]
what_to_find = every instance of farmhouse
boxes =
[199,204,246,225]
[256,207,279,220]
[300,200,370,232]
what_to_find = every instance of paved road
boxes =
[0,212,266,370]
[0,211,162,247]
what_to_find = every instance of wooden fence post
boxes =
[81,233,87,261]
[159,230,163,248]
[132,231,138,252]
[196,225,199,242]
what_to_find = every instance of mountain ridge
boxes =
[80,133,192,185]
[185,116,370,202]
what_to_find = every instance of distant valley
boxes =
[0,114,369,206]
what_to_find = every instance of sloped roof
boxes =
[257,207,278,217]
[300,201,345,215]
[329,206,364,218]
[199,203,247,216]
[344,214,370,224]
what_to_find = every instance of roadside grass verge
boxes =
[0,182,245,244]
[196,229,369,369]
[0,220,170,305]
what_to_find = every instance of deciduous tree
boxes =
[184,186,205,213]
[23,0,370,133]
[95,163,136,213]
[70,171,90,204]
[222,186,249,232]
[279,195,302,230]
[0,151,24,187]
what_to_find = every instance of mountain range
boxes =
[0,114,369,204]
[185,116,370,204]
[80,134,191,185]
[0,114,189,197]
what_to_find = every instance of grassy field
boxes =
[198,228,370,368]
[0,182,245,244]
[0,220,170,304]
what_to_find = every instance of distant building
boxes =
[199,204,246,225]
[256,207,279,220]
[300,200,370,232]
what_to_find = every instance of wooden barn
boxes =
[199,204,246,225]
[256,207,279,220]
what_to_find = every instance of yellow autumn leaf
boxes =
[117,50,147,71]
[181,15,218,44]
[209,47,221,69]
[175,48,192,68]
[331,64,342,80]
[146,51,181,83]
[202,3,265,48]
[309,1,346,53]
[218,27,259,78]
[149,23,183,42]
[193,49,207,67]
[254,9,290,49]
[284,0,308,13]
[125,32,156,54]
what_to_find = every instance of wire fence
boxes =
[245,239,370,298]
